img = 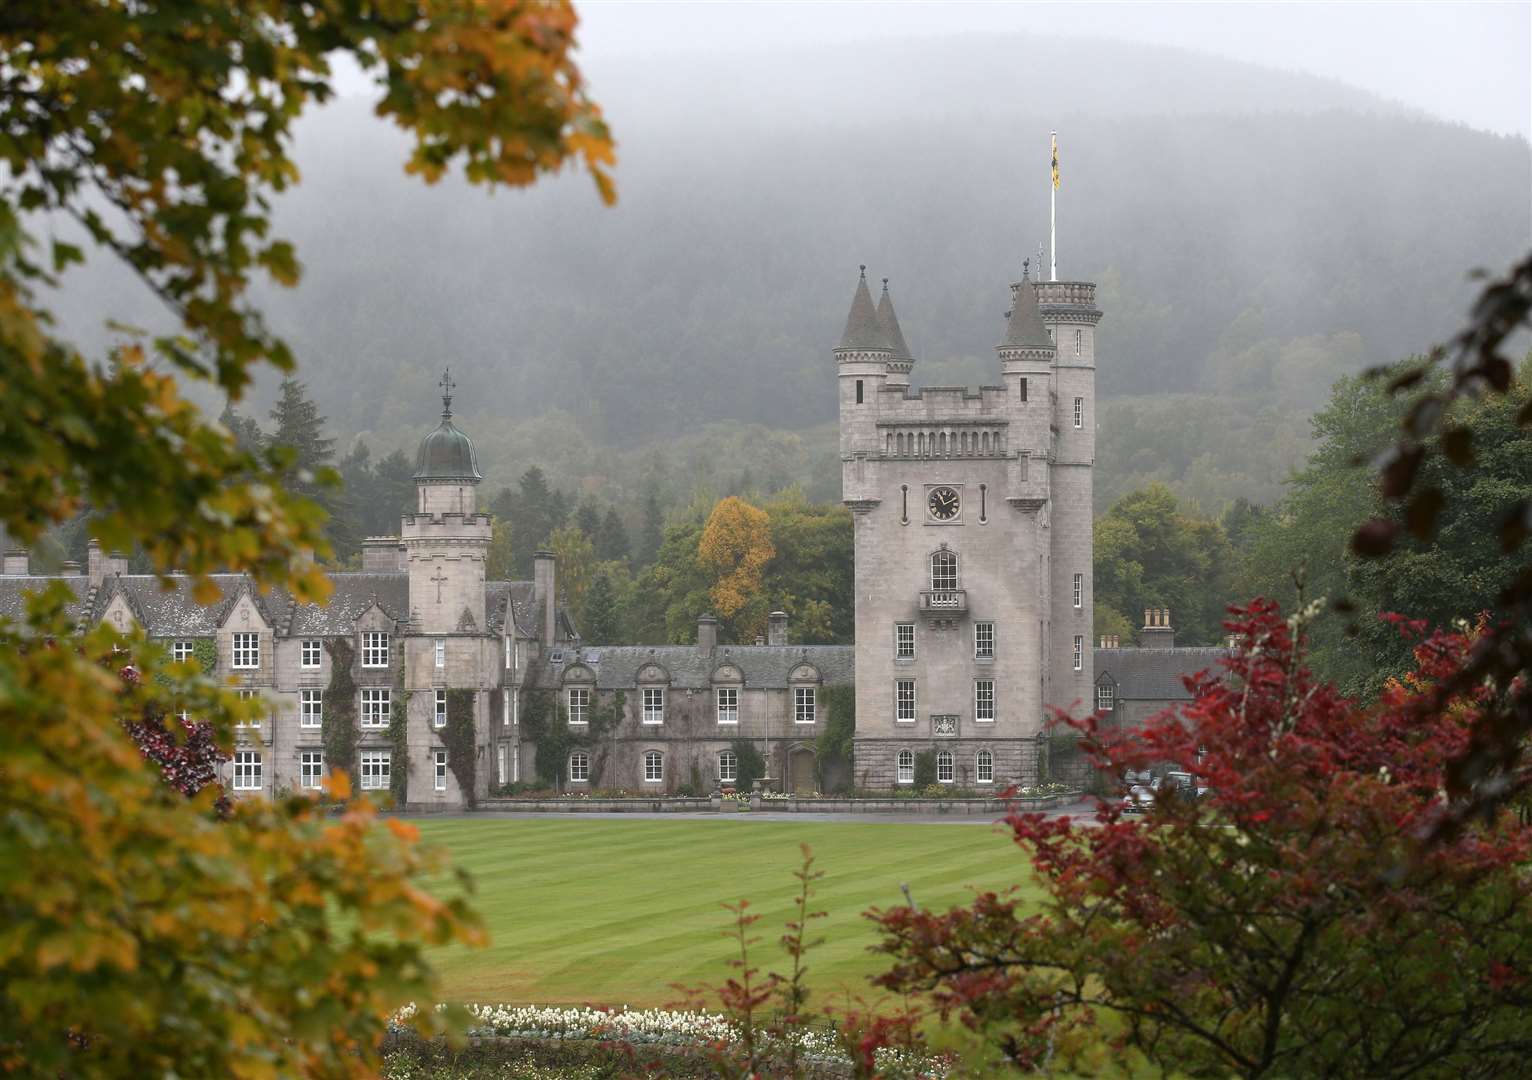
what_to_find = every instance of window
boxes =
[900,484,908,524]
[231,632,259,669]
[434,688,448,729]
[360,688,391,729]
[497,743,508,785]
[895,679,916,722]
[975,679,995,722]
[855,378,864,404]
[643,750,664,783]
[434,638,446,668]
[300,639,321,669]
[895,623,915,659]
[569,751,590,782]
[235,688,260,728]
[1073,635,1084,672]
[1074,328,1082,356]
[976,749,994,784]
[975,621,994,659]
[567,687,591,724]
[930,550,958,592]
[359,750,390,791]
[1073,396,1084,429]
[434,750,449,791]
[1019,376,1028,402]
[897,749,914,784]
[300,750,324,790]
[362,631,390,668]
[1097,684,1115,712]
[795,686,816,724]
[642,687,665,725]
[300,689,323,729]
[1073,572,1083,608]
[172,640,193,663]
[716,686,739,725]
[937,750,954,784]
[233,751,262,790]
[719,749,737,783]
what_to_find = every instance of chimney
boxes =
[362,536,403,573]
[754,635,765,646]
[533,550,557,643]
[697,614,718,657]
[1141,608,1176,649]
[767,610,789,646]
[60,560,83,576]
[2,549,28,575]
[88,539,105,585]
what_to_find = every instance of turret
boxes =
[835,266,891,465]
[874,278,915,390]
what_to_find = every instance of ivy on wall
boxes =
[191,638,217,674]
[816,684,855,792]
[519,686,625,790]
[323,638,358,786]
[730,738,765,792]
[913,749,937,790]
[444,689,477,807]
[389,662,411,806]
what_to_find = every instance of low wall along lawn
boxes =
[472,792,1078,814]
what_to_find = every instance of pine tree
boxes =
[596,507,630,562]
[373,449,416,535]
[267,378,335,498]
[218,402,266,456]
[638,484,664,567]
[582,571,620,644]
[506,466,563,577]
[575,501,601,539]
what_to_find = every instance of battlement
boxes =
[401,512,493,540]
[1033,281,1096,307]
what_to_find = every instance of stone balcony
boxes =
[918,589,967,618]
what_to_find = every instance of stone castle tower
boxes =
[840,264,1102,787]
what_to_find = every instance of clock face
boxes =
[928,486,961,521]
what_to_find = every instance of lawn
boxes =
[414,817,1040,1008]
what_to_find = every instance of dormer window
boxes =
[362,631,390,668]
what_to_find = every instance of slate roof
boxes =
[1001,273,1056,350]
[540,644,855,690]
[1094,647,1233,701]
[875,280,914,360]
[836,268,891,352]
[0,575,90,623]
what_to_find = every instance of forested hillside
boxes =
[44,34,1530,515]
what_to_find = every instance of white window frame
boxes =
[497,743,508,785]
[434,688,448,729]
[434,750,449,791]
[300,639,322,669]
[975,679,995,722]
[569,750,590,782]
[567,687,591,725]
[1073,396,1084,429]
[896,749,914,785]
[930,550,958,592]
[1073,635,1084,672]
[435,638,446,668]
[794,686,816,725]
[300,688,323,729]
[235,688,260,728]
[716,686,739,725]
[643,750,664,783]
[642,687,665,725]
[172,640,194,663]
[895,622,915,659]
[895,679,916,723]
[361,631,390,668]
[719,749,737,783]
[300,750,324,790]
[1097,684,1115,713]
[937,749,954,784]
[976,749,994,785]
[233,750,262,791]
[231,632,259,670]
[359,750,390,791]
[1073,572,1083,609]
[360,688,391,729]
[974,621,994,659]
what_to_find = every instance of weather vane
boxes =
[439,367,455,414]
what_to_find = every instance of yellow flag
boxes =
[1051,132,1060,190]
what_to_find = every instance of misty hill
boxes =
[47,34,1531,512]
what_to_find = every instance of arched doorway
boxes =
[789,747,817,795]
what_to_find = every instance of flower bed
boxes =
[388,1004,947,1078]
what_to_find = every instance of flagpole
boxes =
[1049,129,1058,282]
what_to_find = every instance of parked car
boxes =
[1164,771,1210,800]
[1121,782,1156,815]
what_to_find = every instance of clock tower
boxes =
[841,263,1101,788]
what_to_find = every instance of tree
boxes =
[595,507,630,562]
[698,496,776,640]
[495,466,566,577]
[548,524,596,628]
[574,501,601,539]
[761,490,853,644]
[372,449,417,537]
[0,0,611,1071]
[581,571,620,644]
[485,518,515,583]
[637,483,665,567]
[872,601,1532,1078]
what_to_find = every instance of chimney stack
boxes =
[60,560,83,576]
[697,614,718,657]
[1141,608,1175,649]
[533,550,558,643]
[767,610,789,646]
[2,549,28,575]
[88,539,104,585]
[362,536,404,573]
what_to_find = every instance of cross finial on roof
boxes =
[1023,258,1031,279]
[859,264,866,279]
[439,368,455,416]
[881,277,889,293]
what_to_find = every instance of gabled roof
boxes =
[0,575,90,625]
[535,644,855,691]
[874,280,914,360]
[1094,647,1233,701]
[288,574,410,635]
[1002,274,1055,350]
[836,268,891,352]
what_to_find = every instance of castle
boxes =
[0,264,1223,804]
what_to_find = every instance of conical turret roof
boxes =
[1002,271,1054,350]
[875,279,913,360]
[837,267,891,352]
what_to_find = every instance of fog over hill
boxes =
[48,34,1531,511]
